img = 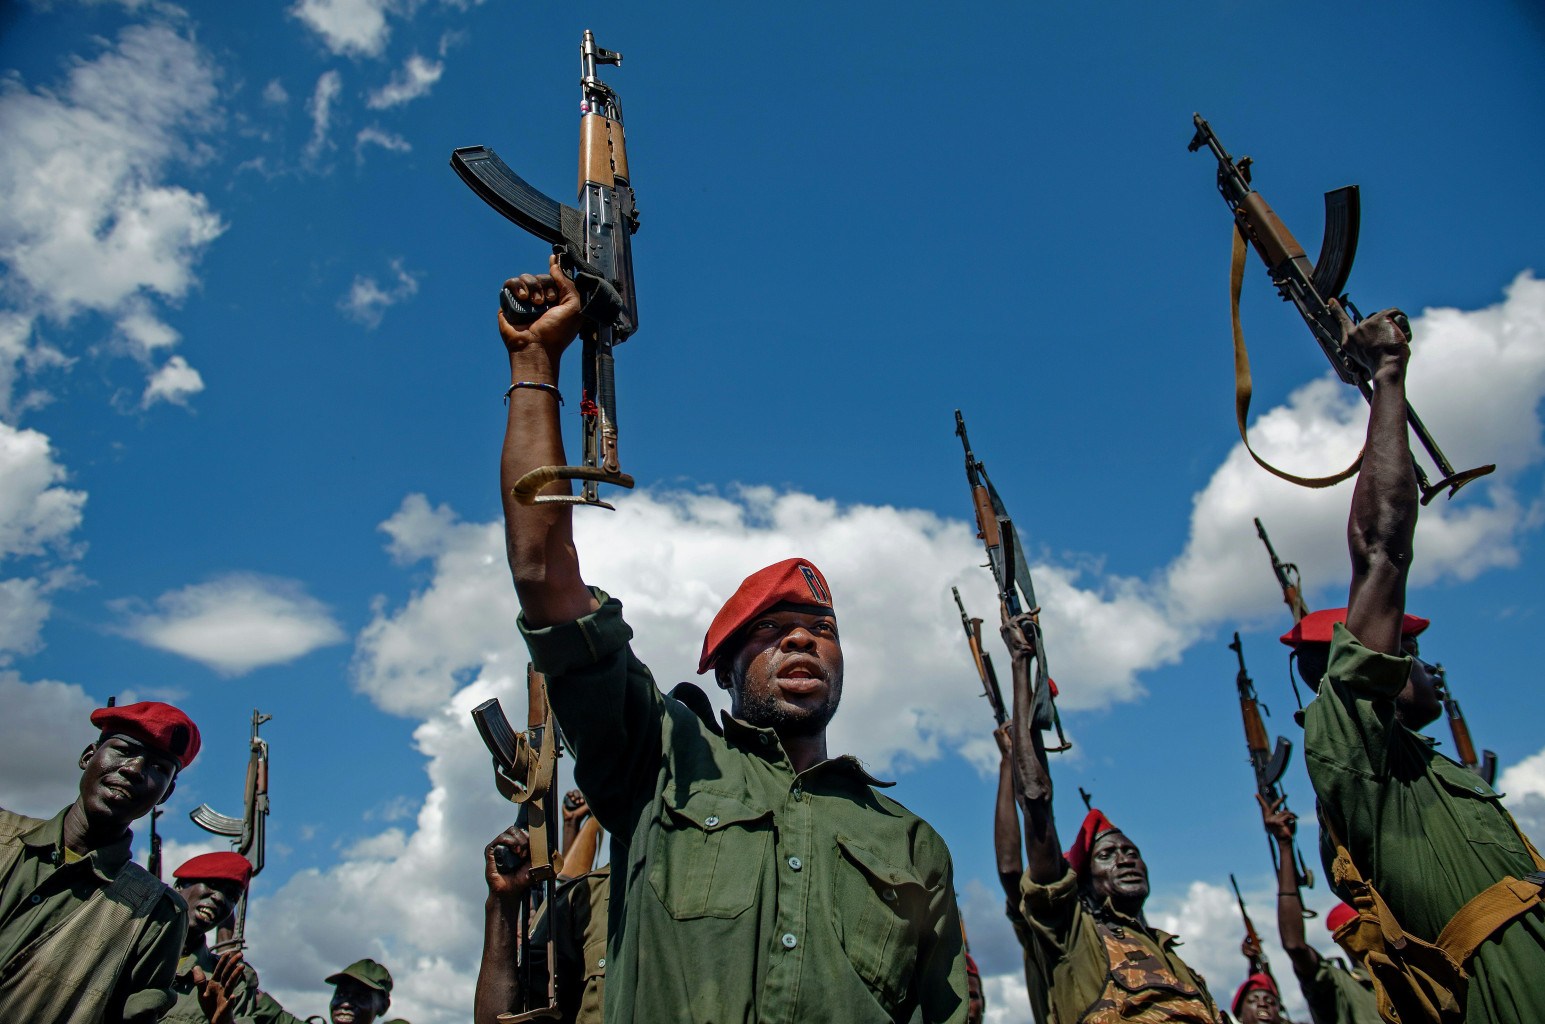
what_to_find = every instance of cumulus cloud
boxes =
[290,0,395,58]
[338,258,419,328]
[141,353,205,408]
[1500,747,1545,841]
[0,422,86,658]
[354,125,411,161]
[367,54,442,108]
[304,69,342,163]
[113,573,346,675]
[0,672,99,814]
[0,21,224,411]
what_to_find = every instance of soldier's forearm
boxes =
[474,896,525,1024]
[1346,361,1417,654]
[1273,836,1313,961]
[994,756,1024,892]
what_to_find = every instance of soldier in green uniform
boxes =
[1230,972,1283,1024]
[493,260,969,1023]
[1298,305,1545,1023]
[164,852,258,1024]
[1253,798,1378,1024]
[474,824,609,1024]
[1003,615,1224,1024]
[324,959,394,1024]
[992,724,1048,1024]
[0,700,199,1024]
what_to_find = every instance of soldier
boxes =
[992,725,1048,1024]
[965,953,984,1024]
[0,700,198,1023]
[164,852,258,1024]
[1231,972,1282,1024]
[1299,305,1545,1023]
[1004,616,1224,1023]
[494,259,968,1022]
[324,960,393,1024]
[1253,798,1378,1024]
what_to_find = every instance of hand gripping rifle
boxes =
[955,410,1070,753]
[1230,633,1313,895]
[1230,873,1276,984]
[452,30,641,510]
[189,709,271,951]
[471,665,563,1022]
[952,586,1008,726]
[1188,114,1494,505]
[1254,517,1309,624]
[1435,663,1498,787]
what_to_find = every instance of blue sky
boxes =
[2,2,1543,1020]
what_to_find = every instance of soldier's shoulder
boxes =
[865,790,954,867]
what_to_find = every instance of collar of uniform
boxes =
[1096,896,1178,949]
[21,805,135,880]
[667,682,894,787]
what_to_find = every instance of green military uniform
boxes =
[0,805,186,1024]
[1293,956,1379,1024]
[163,932,260,1023]
[251,990,312,1024]
[530,867,610,1024]
[1304,623,1545,1024]
[1018,864,1222,1023]
[520,590,968,1024]
[1006,898,1050,1024]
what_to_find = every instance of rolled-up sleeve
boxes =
[1019,863,1079,960]
[1304,622,1415,783]
[519,590,665,835]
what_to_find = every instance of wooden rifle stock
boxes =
[1437,664,1498,786]
[1230,634,1314,894]
[1254,518,1310,623]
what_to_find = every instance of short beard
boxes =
[737,688,840,737]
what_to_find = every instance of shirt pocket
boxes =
[648,788,771,920]
[832,834,935,1012]
[1433,767,1527,857]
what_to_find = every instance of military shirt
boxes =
[1304,623,1545,1024]
[1293,955,1379,1024]
[0,805,186,1022]
[163,932,260,1024]
[251,990,313,1024]
[530,867,610,1024]
[519,590,968,1024]
[1006,897,1049,1024]
[1018,864,1222,1023]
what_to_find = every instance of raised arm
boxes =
[993,724,1025,902]
[559,792,602,880]
[1259,796,1319,976]
[1342,307,1418,655]
[1003,614,1062,883]
[499,255,600,628]
[474,825,535,1024]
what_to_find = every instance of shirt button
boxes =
[788,856,802,871]
[29,895,41,905]
[781,933,798,949]
[758,734,770,746]
[882,888,898,902]
[704,816,720,828]
[597,958,606,969]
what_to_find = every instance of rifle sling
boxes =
[1229,226,1363,489]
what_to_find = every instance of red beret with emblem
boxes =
[697,558,835,675]
[1063,808,1120,880]
[173,851,253,888]
[1232,972,1278,1016]
[1279,607,1430,647]
[90,701,201,770]
[1326,901,1359,934]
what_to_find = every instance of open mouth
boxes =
[100,782,135,802]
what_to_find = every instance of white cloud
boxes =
[290,0,395,58]
[141,354,205,408]
[1501,747,1545,841]
[338,258,419,328]
[262,79,289,105]
[980,970,1033,1024]
[355,125,411,161]
[367,54,442,109]
[304,70,342,163]
[0,22,224,411]
[0,421,86,658]
[0,672,99,815]
[114,573,346,675]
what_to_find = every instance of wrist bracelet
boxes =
[505,381,563,405]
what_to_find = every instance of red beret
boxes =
[173,851,253,889]
[1063,808,1119,879]
[1326,901,1359,934]
[90,701,201,770]
[1232,972,1278,1016]
[697,558,835,674]
[964,952,980,979]
[1279,607,1429,647]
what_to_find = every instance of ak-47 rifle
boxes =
[1188,114,1494,505]
[954,410,1069,754]
[452,30,640,511]
[1078,787,1093,813]
[1436,663,1498,787]
[471,665,563,1022]
[1230,873,1276,984]
[952,586,1007,726]
[189,709,271,951]
[1254,518,1309,624]
[1230,633,1313,895]
[146,807,163,880]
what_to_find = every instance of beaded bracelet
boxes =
[504,381,564,405]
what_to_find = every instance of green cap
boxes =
[324,958,393,993]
